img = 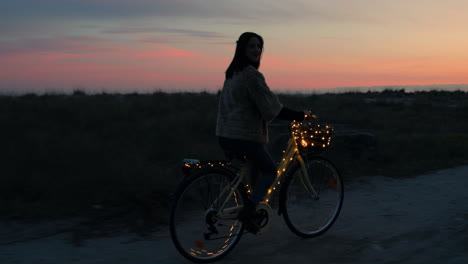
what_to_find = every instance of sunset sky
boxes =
[1,0,468,94]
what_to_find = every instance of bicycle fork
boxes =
[296,155,319,199]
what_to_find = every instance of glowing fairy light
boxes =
[290,120,333,154]
[181,160,233,174]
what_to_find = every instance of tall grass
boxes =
[0,90,467,220]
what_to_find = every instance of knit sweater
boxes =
[216,65,283,143]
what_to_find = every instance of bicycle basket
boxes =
[291,121,334,154]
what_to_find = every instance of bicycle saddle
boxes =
[224,151,247,163]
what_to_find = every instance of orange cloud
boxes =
[0,41,220,92]
[2,35,467,93]
[117,44,197,59]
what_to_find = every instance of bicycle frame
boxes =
[171,120,340,263]
[214,135,318,220]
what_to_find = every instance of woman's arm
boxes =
[276,107,305,121]
[246,69,283,122]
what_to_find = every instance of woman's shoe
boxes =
[238,200,260,234]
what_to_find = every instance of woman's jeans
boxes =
[218,137,277,206]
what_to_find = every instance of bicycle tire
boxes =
[280,156,343,238]
[170,167,247,263]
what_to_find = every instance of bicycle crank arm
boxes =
[216,206,241,220]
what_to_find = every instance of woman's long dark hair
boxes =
[225,32,264,79]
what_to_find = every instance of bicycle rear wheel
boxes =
[281,156,343,238]
[170,168,246,263]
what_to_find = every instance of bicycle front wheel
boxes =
[281,156,343,238]
[170,168,246,263]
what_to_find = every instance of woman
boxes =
[216,32,315,233]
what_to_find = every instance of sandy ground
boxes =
[1,166,468,264]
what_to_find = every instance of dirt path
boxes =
[1,166,468,264]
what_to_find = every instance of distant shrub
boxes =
[0,91,467,219]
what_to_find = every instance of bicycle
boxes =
[170,119,344,263]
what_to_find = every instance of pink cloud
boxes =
[2,35,467,92]
[262,54,315,71]
[127,44,197,58]
[0,40,219,91]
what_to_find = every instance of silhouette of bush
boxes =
[0,90,467,219]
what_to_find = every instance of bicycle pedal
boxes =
[243,220,260,234]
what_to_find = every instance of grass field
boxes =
[1,90,467,221]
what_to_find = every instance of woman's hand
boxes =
[304,110,318,120]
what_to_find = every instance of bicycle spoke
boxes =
[217,177,222,210]
[198,179,209,210]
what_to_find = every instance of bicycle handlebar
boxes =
[303,110,318,121]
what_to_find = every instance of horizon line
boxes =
[1,83,468,96]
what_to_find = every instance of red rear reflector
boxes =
[181,164,191,175]
[329,179,335,189]
[195,240,204,249]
